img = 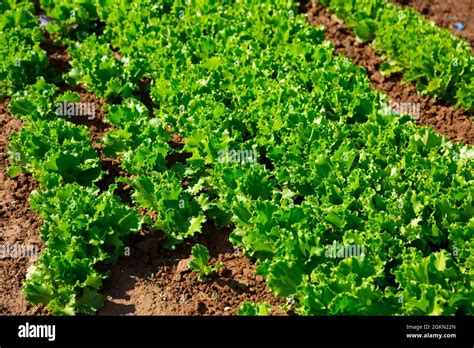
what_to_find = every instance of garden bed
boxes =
[0,0,472,316]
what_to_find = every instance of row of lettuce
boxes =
[0,1,48,97]
[3,0,474,315]
[318,0,474,112]
[2,2,141,315]
[11,0,473,111]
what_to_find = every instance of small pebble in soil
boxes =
[224,306,231,312]
[454,22,465,32]
[178,294,187,304]
[197,302,207,314]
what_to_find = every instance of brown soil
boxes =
[0,99,47,315]
[40,36,71,74]
[389,0,474,49]
[306,1,474,145]
[99,224,285,316]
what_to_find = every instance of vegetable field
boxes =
[0,0,473,316]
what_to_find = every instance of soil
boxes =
[40,36,71,74]
[305,1,474,145]
[99,224,285,316]
[0,99,47,315]
[389,0,474,49]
